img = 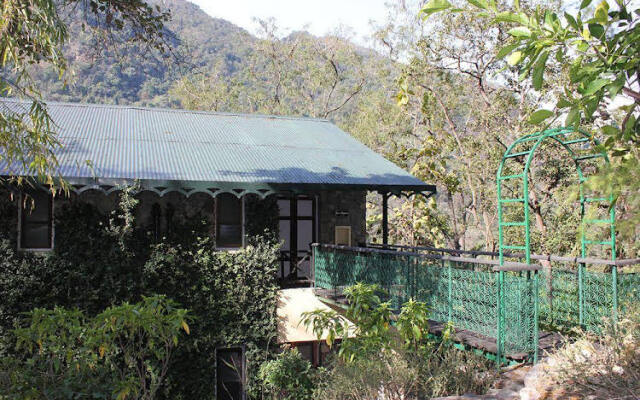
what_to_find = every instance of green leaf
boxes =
[588,23,605,39]
[580,0,593,9]
[557,97,573,109]
[601,125,619,136]
[594,1,609,24]
[420,0,452,17]
[507,51,523,66]
[565,107,581,127]
[507,26,532,38]
[532,51,549,90]
[467,0,489,9]
[564,12,580,31]
[496,44,519,59]
[494,12,527,24]
[583,78,610,95]
[528,109,554,124]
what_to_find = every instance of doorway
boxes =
[277,195,316,281]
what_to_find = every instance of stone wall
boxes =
[317,190,367,246]
[16,188,367,248]
[58,190,216,238]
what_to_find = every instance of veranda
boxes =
[311,127,640,364]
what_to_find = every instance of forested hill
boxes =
[32,0,257,106]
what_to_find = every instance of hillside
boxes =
[30,0,257,107]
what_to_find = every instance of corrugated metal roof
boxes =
[1,98,433,194]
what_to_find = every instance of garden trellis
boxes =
[312,127,640,364]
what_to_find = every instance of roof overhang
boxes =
[3,175,436,199]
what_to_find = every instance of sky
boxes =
[189,0,390,44]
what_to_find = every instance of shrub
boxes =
[0,188,280,399]
[258,347,318,400]
[313,350,418,400]
[0,295,190,400]
[302,283,497,399]
[545,305,640,399]
[143,235,280,399]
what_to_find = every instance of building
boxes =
[2,98,434,281]
[1,99,434,399]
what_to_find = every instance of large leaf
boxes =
[507,26,532,38]
[564,12,580,31]
[594,1,609,24]
[496,44,519,59]
[532,51,549,90]
[528,109,554,124]
[421,0,452,17]
[467,0,489,10]
[565,107,581,127]
[494,12,528,25]
[588,23,605,39]
[580,0,593,9]
[583,78,610,96]
[507,51,523,66]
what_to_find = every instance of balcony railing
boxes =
[311,243,640,363]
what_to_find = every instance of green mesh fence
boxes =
[538,267,640,332]
[538,268,580,329]
[313,245,538,361]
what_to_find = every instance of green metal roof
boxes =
[1,99,434,197]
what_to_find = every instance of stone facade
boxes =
[57,190,216,238]
[40,189,367,248]
[317,190,367,246]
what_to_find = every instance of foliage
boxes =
[0,295,189,400]
[420,0,640,242]
[545,304,640,399]
[313,350,419,400]
[170,19,368,120]
[244,194,279,239]
[422,0,639,145]
[257,347,318,400]
[302,283,497,398]
[0,0,170,185]
[0,187,280,399]
[302,283,397,362]
[143,236,280,399]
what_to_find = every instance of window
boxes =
[19,190,54,250]
[216,347,245,400]
[216,194,243,248]
[335,226,351,246]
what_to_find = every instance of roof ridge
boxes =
[0,97,331,123]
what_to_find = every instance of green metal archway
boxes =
[496,127,616,358]
[497,127,616,264]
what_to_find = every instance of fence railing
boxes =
[312,243,540,363]
[312,243,640,363]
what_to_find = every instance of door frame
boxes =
[278,194,317,280]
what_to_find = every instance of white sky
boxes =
[189,0,389,43]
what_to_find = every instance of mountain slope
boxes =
[31,0,256,106]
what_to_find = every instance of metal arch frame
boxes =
[496,127,616,364]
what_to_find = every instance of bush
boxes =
[143,236,280,399]
[0,188,280,399]
[302,283,497,399]
[0,295,190,400]
[313,350,418,400]
[258,347,318,400]
[545,305,640,399]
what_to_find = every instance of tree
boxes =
[1,0,171,188]
[170,19,368,120]
[0,295,190,400]
[420,0,640,252]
